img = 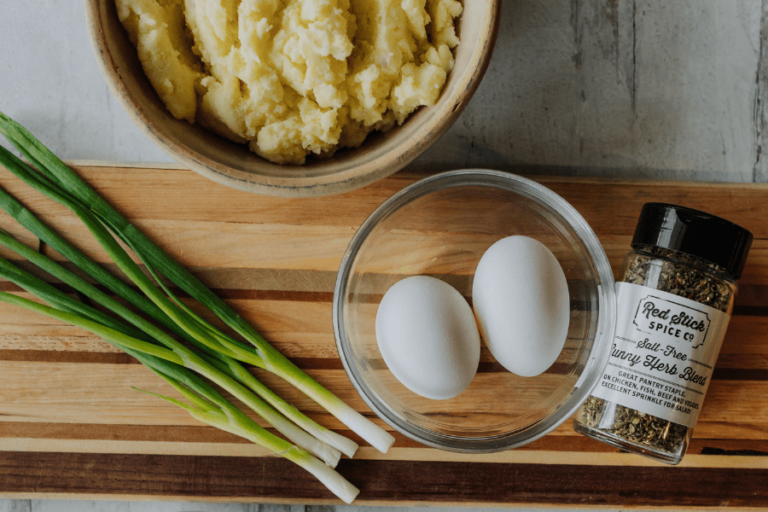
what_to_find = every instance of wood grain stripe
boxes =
[2,420,767,455]
[1,363,766,441]
[0,349,136,364]
[1,439,767,470]
[0,421,247,444]
[0,452,766,507]
[0,277,337,303]
[4,263,768,305]
[0,420,765,452]
[3,349,767,381]
[7,168,768,234]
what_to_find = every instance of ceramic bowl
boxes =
[84,1,501,197]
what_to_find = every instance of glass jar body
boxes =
[574,244,737,464]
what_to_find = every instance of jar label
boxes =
[591,282,731,428]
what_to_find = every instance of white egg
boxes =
[472,236,570,377]
[375,276,481,400]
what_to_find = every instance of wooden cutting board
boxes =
[0,164,766,508]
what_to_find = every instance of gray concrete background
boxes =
[1,0,765,510]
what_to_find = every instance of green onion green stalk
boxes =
[0,291,358,504]
[0,111,394,455]
[0,174,357,459]
[0,227,356,460]
[0,252,342,467]
[0,111,395,502]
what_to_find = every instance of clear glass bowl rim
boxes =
[332,169,616,453]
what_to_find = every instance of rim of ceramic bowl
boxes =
[333,169,617,452]
[83,0,502,197]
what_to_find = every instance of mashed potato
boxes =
[116,0,462,164]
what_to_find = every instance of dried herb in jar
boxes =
[574,203,752,464]
[580,397,688,453]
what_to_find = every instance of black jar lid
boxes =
[631,203,753,279]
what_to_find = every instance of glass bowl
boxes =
[333,169,616,452]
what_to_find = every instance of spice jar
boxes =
[574,203,753,464]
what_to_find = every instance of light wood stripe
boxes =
[0,438,273,458]
[0,420,765,458]
[1,219,768,284]
[0,361,767,441]
[5,168,767,232]
[0,438,765,470]
[2,420,766,461]
[1,304,767,370]
[0,420,764,451]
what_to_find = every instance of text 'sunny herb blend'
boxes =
[574,203,753,464]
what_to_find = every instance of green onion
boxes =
[0,257,343,467]
[130,378,360,504]
[0,150,357,460]
[0,291,185,369]
[0,111,394,454]
[0,290,358,503]
[0,112,394,454]
[0,112,388,500]
[0,229,357,458]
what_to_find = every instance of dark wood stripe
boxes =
[0,279,335,304]
[0,349,137,365]
[0,351,345,370]
[219,290,334,302]
[0,351,524,372]
[711,368,768,381]
[339,460,768,507]
[700,447,768,456]
[358,285,768,312]
[0,452,766,506]
[732,283,768,311]
[4,268,768,309]
[732,305,768,316]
